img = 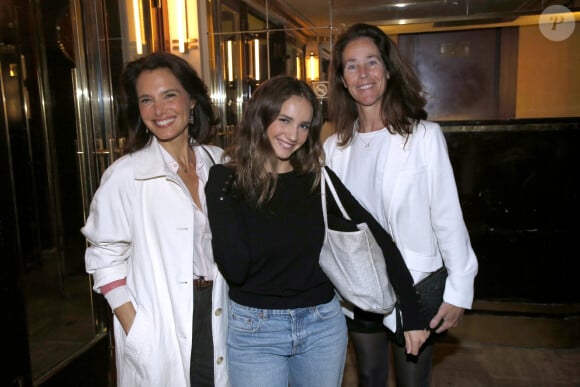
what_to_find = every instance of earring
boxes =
[138,117,149,134]
[189,108,195,125]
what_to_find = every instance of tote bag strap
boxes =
[322,167,352,222]
[200,145,216,165]
[321,168,329,229]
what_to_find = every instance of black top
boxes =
[205,165,427,331]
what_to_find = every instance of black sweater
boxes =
[205,165,427,331]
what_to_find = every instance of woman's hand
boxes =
[114,302,137,335]
[431,302,465,334]
[404,329,430,356]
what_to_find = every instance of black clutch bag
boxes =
[393,266,448,346]
[415,266,448,323]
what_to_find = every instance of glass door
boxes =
[204,0,329,142]
[0,0,128,384]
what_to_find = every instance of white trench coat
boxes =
[83,139,230,387]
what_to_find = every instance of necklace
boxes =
[358,134,371,148]
[354,120,387,149]
[180,162,193,174]
[357,130,383,149]
[179,153,195,174]
[354,119,372,148]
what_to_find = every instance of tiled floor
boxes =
[341,336,580,387]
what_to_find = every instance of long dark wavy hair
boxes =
[224,75,324,207]
[120,51,220,152]
[328,23,427,146]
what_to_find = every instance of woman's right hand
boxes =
[114,302,137,334]
[404,329,430,356]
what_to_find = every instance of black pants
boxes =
[191,285,214,387]
[348,314,434,387]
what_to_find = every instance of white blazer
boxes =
[324,120,478,330]
[83,139,230,387]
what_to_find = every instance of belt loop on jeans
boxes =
[193,277,213,289]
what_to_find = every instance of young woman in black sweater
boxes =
[205,75,429,387]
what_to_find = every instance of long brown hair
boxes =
[328,23,427,146]
[225,75,324,207]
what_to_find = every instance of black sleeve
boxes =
[205,164,250,285]
[324,167,429,331]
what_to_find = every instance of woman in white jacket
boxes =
[82,52,229,387]
[323,24,478,387]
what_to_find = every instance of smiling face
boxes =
[136,68,194,144]
[266,95,313,173]
[341,36,388,108]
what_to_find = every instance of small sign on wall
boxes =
[440,41,470,57]
[310,81,328,100]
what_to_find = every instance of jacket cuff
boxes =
[103,285,131,311]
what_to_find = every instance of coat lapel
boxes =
[132,138,167,180]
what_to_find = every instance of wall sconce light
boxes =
[253,39,260,81]
[306,51,319,82]
[296,55,301,79]
[176,0,187,52]
[167,0,199,53]
[227,40,234,81]
[132,0,144,54]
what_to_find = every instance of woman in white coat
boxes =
[324,23,478,387]
[82,52,229,387]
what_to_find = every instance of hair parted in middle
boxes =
[328,23,427,147]
[224,74,324,206]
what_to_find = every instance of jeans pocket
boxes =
[228,301,260,333]
[314,296,341,320]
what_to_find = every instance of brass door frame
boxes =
[68,0,120,344]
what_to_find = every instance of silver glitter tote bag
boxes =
[319,168,396,314]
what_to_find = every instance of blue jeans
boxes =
[227,296,348,387]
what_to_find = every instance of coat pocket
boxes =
[122,305,153,381]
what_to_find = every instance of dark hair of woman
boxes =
[224,75,324,206]
[120,51,220,152]
[328,23,428,146]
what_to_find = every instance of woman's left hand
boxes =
[404,329,430,356]
[431,302,465,334]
